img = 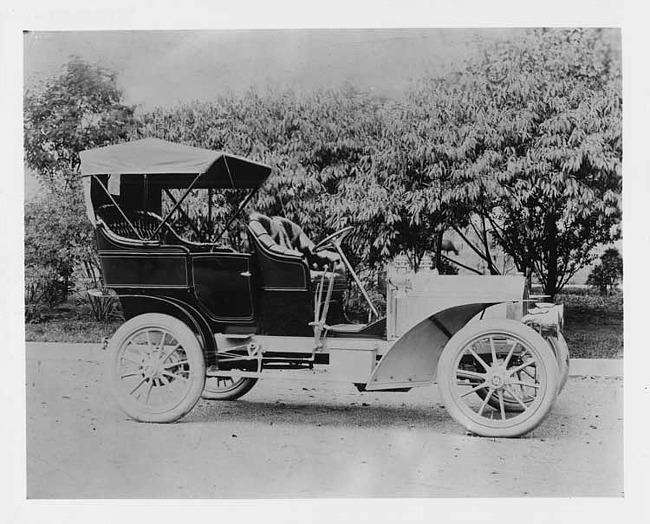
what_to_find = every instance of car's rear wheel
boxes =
[109,313,206,423]
[437,319,558,438]
[202,376,258,400]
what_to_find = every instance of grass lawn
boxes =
[25,289,623,359]
[25,300,123,344]
[555,288,623,359]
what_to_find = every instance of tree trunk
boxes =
[544,213,559,300]
[435,231,443,273]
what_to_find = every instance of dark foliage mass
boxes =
[24,29,621,316]
[587,248,623,295]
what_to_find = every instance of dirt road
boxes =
[26,343,623,498]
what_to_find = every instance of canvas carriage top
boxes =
[80,138,569,438]
[81,137,356,337]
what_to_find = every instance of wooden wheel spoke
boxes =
[510,380,539,389]
[456,369,487,381]
[477,389,493,416]
[163,360,188,370]
[508,358,537,376]
[155,331,167,353]
[145,330,154,350]
[498,390,506,420]
[521,367,537,380]
[503,341,518,367]
[489,337,498,364]
[162,343,182,363]
[143,379,154,404]
[162,370,188,382]
[468,347,491,372]
[504,385,529,410]
[460,381,489,398]
[129,377,148,396]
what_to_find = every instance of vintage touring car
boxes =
[80,138,569,438]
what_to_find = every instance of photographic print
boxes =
[23,26,623,501]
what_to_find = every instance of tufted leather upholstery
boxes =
[95,205,232,252]
[272,216,341,271]
[248,212,303,257]
[247,212,309,290]
[95,205,165,241]
[248,212,347,294]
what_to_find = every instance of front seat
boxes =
[272,216,341,271]
[247,212,310,291]
[272,216,347,295]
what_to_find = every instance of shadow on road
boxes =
[187,397,454,431]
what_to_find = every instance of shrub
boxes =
[72,272,120,322]
[24,188,98,321]
[25,197,74,319]
[24,265,68,322]
[586,247,623,295]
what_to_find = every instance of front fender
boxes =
[365,302,495,390]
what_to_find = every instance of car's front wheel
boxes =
[547,332,570,394]
[109,313,206,423]
[437,319,558,438]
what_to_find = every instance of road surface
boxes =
[26,343,623,498]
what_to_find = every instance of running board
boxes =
[207,367,357,383]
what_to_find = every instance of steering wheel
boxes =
[313,226,354,252]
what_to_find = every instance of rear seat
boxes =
[95,205,231,252]
[95,205,165,242]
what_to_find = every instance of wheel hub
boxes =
[487,367,508,390]
[142,354,165,380]
[490,375,504,388]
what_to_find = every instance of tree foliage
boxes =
[24,56,138,190]
[135,86,384,262]
[24,58,139,312]
[24,31,622,315]
[407,29,621,295]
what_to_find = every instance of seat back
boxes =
[272,216,315,256]
[95,205,165,242]
[273,216,341,270]
[248,212,303,257]
[248,212,309,290]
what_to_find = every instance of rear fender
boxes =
[365,303,494,391]
[118,294,217,365]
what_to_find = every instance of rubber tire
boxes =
[202,377,258,400]
[109,313,206,423]
[437,319,558,438]
[547,332,570,394]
